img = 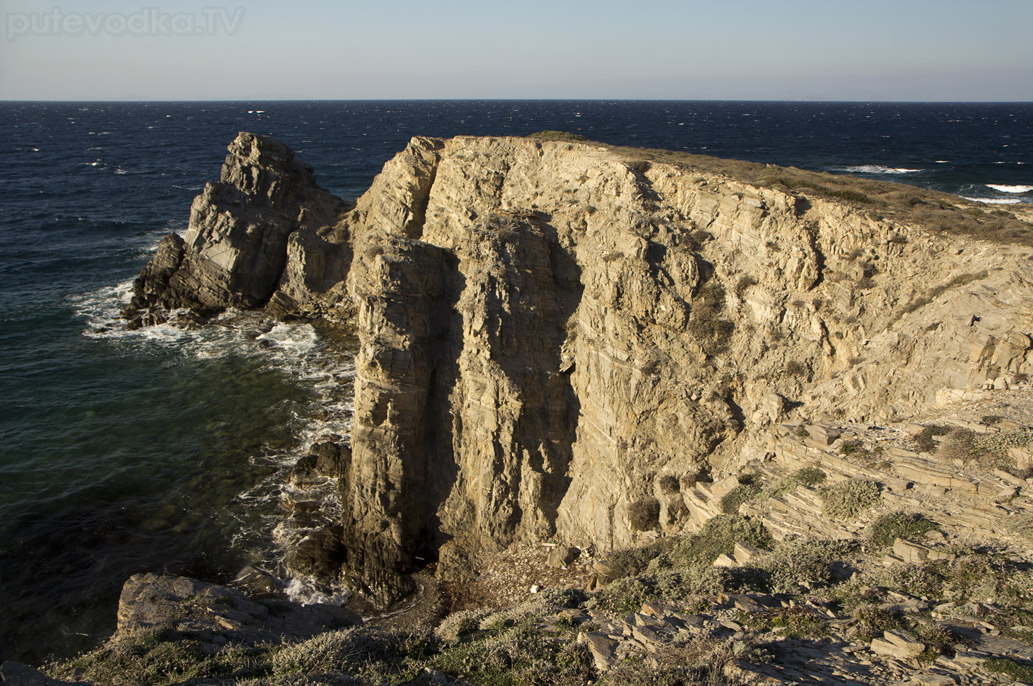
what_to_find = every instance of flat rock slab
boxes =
[116,573,360,648]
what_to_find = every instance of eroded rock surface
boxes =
[127,132,1033,607]
[123,132,350,327]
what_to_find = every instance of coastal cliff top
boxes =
[522,130,1033,246]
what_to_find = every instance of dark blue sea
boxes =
[1,101,1031,664]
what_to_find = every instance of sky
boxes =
[1,0,1031,101]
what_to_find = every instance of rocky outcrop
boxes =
[113,573,360,645]
[127,133,1033,607]
[123,132,350,327]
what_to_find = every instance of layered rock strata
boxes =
[130,132,1033,606]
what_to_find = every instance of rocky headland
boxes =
[10,132,1033,685]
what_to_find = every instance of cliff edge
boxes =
[126,132,1033,607]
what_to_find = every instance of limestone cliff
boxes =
[130,132,1033,605]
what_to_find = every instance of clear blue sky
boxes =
[2,0,1031,101]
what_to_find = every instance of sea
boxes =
[1,100,1031,664]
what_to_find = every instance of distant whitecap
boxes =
[986,184,1033,194]
[962,196,1024,205]
[835,165,923,175]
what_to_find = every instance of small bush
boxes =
[762,539,859,594]
[827,188,871,204]
[819,479,881,519]
[794,465,828,487]
[720,479,762,514]
[652,514,773,573]
[658,474,681,494]
[868,511,938,548]
[687,280,734,356]
[937,428,978,463]
[913,425,951,453]
[49,629,275,686]
[628,497,661,531]
[272,627,404,677]
[785,360,808,378]
[599,539,675,581]
[734,275,758,299]
[764,466,827,499]
[839,440,864,456]
[740,606,829,639]
[854,604,905,642]
[597,568,724,614]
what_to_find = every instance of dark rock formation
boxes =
[123,132,349,327]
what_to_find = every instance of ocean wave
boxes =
[72,278,358,600]
[961,196,1024,205]
[986,184,1033,194]
[834,165,924,175]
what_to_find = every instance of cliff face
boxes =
[132,132,1033,604]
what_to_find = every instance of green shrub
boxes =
[762,539,859,594]
[983,657,1033,682]
[720,480,762,514]
[527,130,587,142]
[739,606,829,639]
[734,275,758,299]
[687,280,734,356]
[867,511,938,548]
[794,465,828,487]
[271,627,404,677]
[651,514,773,573]
[599,636,738,685]
[854,604,905,643]
[785,360,809,378]
[597,568,725,614]
[765,466,827,499]
[827,188,871,204]
[839,440,864,456]
[939,427,1033,477]
[819,479,881,519]
[428,619,593,686]
[912,425,950,453]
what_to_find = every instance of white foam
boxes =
[987,184,1033,194]
[962,196,1024,205]
[257,323,320,355]
[74,274,360,603]
[285,576,351,606]
[836,165,923,175]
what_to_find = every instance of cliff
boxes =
[126,132,1033,607]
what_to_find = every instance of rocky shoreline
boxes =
[6,132,1033,684]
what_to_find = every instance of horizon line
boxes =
[2,98,1033,105]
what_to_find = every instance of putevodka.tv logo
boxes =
[6,7,246,40]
